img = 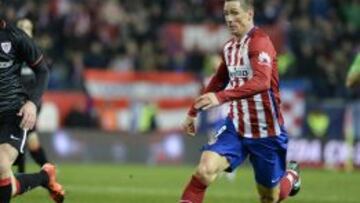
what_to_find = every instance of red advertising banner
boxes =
[84,70,200,105]
[83,70,201,131]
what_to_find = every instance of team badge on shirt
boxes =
[258,52,271,67]
[208,125,227,145]
[1,42,11,54]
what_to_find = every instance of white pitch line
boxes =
[65,185,359,202]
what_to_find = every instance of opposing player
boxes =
[0,19,64,202]
[180,0,301,203]
[13,18,50,173]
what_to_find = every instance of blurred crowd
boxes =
[1,0,359,98]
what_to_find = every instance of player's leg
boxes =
[180,118,247,203]
[248,129,300,203]
[13,153,26,173]
[256,184,280,203]
[279,161,301,200]
[0,143,53,201]
[38,163,65,203]
[195,151,229,185]
[0,144,17,202]
[180,151,229,203]
[17,135,65,203]
[251,147,283,203]
[0,143,50,200]
[9,150,65,202]
[256,162,300,203]
[2,113,65,203]
[27,130,49,166]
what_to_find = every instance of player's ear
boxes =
[247,9,254,21]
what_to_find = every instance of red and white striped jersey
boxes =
[189,27,284,138]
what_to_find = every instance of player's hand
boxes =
[17,101,37,130]
[194,93,220,111]
[182,115,196,136]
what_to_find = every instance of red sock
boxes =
[180,175,207,203]
[278,170,298,202]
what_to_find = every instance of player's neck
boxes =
[235,23,254,41]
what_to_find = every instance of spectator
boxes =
[0,0,357,99]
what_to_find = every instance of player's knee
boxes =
[195,162,219,183]
[258,184,280,203]
[0,156,12,174]
[27,141,40,151]
[27,132,40,150]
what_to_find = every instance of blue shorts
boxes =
[202,118,288,188]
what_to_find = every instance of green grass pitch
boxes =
[12,164,360,203]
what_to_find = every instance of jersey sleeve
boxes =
[188,58,229,117]
[216,35,275,103]
[15,28,44,68]
[13,26,49,106]
[203,60,229,93]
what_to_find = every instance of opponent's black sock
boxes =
[30,147,48,166]
[0,178,12,203]
[15,170,49,195]
[15,154,26,173]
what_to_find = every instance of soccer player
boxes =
[13,18,51,173]
[0,19,65,202]
[180,1,301,203]
[346,53,360,89]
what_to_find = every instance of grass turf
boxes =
[12,163,360,203]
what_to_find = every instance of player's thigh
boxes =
[201,117,248,173]
[0,143,19,174]
[0,144,18,195]
[0,112,26,153]
[197,151,230,174]
[247,131,288,188]
[256,184,280,203]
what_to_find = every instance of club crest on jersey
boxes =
[258,52,271,67]
[208,125,226,145]
[1,42,11,54]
